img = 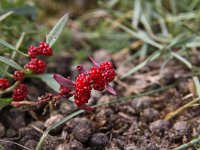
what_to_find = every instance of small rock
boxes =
[150,119,170,136]
[131,98,152,112]
[90,133,109,147]
[124,143,137,150]
[170,121,192,141]
[60,101,76,115]
[72,118,96,143]
[56,139,85,150]
[45,114,64,134]
[5,128,17,138]
[0,123,5,137]
[24,139,37,150]
[42,135,61,150]
[68,139,85,150]
[6,108,25,129]
[30,121,45,130]
[143,108,159,122]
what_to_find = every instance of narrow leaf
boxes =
[0,98,12,110]
[170,52,192,69]
[46,14,68,47]
[32,74,60,92]
[106,84,117,95]
[0,39,28,56]
[53,74,75,88]
[0,11,13,22]
[0,56,26,72]
[122,51,161,79]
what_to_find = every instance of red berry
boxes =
[88,66,101,82]
[102,69,116,82]
[28,46,39,58]
[13,70,25,81]
[100,61,113,71]
[38,42,53,57]
[0,78,10,90]
[74,73,92,106]
[93,78,106,91]
[12,84,28,101]
[24,58,46,74]
[59,86,71,96]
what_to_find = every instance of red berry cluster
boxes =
[0,78,10,90]
[89,61,116,91]
[54,56,116,110]
[26,42,52,74]
[12,84,28,101]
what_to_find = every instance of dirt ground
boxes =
[0,49,200,150]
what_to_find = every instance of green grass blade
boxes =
[0,39,28,57]
[170,51,192,69]
[122,51,161,79]
[193,76,200,97]
[0,56,26,72]
[46,14,68,47]
[0,11,13,22]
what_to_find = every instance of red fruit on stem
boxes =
[59,86,71,96]
[28,46,39,58]
[102,69,116,82]
[100,61,113,71]
[24,58,46,74]
[0,78,10,90]
[13,70,25,81]
[74,73,92,107]
[38,42,53,57]
[12,84,28,101]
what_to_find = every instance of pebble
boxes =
[131,98,152,112]
[24,139,38,150]
[72,118,96,143]
[170,121,192,141]
[45,114,64,134]
[150,119,170,136]
[143,108,159,122]
[0,123,5,137]
[5,128,17,138]
[124,143,137,150]
[89,133,109,146]
[6,108,25,129]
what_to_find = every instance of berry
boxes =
[74,73,92,106]
[0,78,10,90]
[13,70,25,81]
[59,86,71,96]
[38,42,53,57]
[24,58,46,74]
[102,69,116,82]
[88,66,101,82]
[28,46,39,58]
[12,84,28,101]
[93,78,106,91]
[100,61,113,71]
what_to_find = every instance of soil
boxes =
[0,50,200,150]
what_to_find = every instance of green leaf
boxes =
[0,98,12,110]
[46,14,68,47]
[0,39,28,56]
[122,51,161,79]
[32,74,60,92]
[0,56,26,72]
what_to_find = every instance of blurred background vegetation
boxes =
[1,0,200,76]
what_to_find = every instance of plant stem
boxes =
[165,96,200,120]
